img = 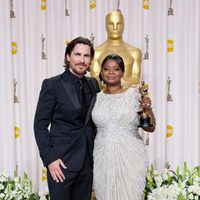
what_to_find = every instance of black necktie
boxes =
[78,79,86,116]
[78,79,84,104]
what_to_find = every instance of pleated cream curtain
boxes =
[0,0,199,192]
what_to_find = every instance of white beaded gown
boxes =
[92,87,148,200]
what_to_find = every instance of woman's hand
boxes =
[140,96,152,109]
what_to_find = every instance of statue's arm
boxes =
[91,60,100,79]
[131,49,142,84]
[90,51,101,82]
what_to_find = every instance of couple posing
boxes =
[34,36,156,200]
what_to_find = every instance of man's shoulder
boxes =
[44,74,62,82]
[42,74,63,88]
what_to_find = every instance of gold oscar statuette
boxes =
[138,81,152,128]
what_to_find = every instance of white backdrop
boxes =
[0,0,200,192]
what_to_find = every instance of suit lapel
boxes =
[87,78,97,95]
[60,71,98,125]
[85,96,96,125]
[84,78,97,125]
[60,72,81,110]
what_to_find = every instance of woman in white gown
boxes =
[92,54,156,200]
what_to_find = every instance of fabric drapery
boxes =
[0,0,199,192]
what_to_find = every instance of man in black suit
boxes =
[34,37,99,200]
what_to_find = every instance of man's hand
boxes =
[48,159,67,182]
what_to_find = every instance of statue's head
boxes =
[105,11,124,39]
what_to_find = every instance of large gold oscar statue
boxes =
[90,11,142,88]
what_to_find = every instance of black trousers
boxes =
[47,149,93,200]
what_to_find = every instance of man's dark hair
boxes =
[64,36,94,69]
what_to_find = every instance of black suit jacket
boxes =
[34,70,99,171]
